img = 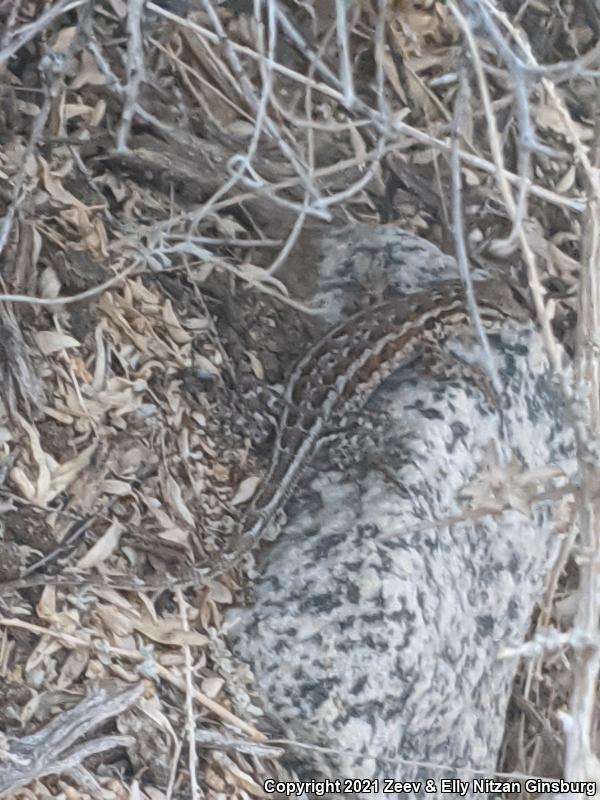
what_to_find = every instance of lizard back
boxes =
[247,277,528,531]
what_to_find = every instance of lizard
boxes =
[0,278,530,595]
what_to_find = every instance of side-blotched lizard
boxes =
[0,278,529,594]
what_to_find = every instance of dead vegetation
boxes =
[0,0,598,797]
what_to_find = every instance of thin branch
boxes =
[116,0,145,150]
[0,682,143,797]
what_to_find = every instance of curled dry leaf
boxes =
[162,300,192,345]
[165,473,195,527]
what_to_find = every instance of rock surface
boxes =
[226,227,573,798]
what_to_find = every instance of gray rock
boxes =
[226,228,572,798]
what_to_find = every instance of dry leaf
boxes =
[246,351,264,380]
[201,676,224,698]
[71,51,108,90]
[132,615,209,648]
[39,266,62,299]
[35,331,81,355]
[223,757,265,798]
[39,158,88,209]
[47,443,97,503]
[94,605,137,638]
[102,479,133,496]
[165,473,195,527]
[231,475,260,506]
[52,26,76,52]
[57,648,89,689]
[535,101,592,141]
[163,300,192,345]
[208,582,233,605]
[184,316,209,332]
[77,522,124,569]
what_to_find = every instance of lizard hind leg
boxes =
[319,406,392,471]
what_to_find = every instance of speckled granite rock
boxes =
[226,227,573,798]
